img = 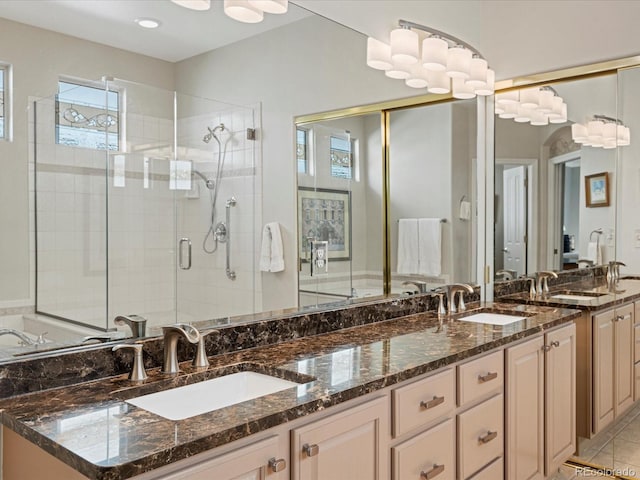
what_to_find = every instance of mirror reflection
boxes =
[494,74,618,281]
[390,99,478,292]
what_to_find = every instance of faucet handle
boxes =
[113,343,148,382]
[193,331,210,368]
[114,314,147,338]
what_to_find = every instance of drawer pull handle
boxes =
[268,457,286,472]
[303,443,319,457]
[550,340,560,348]
[542,345,552,352]
[477,372,498,383]
[478,430,498,444]
[616,315,625,322]
[420,395,445,410]
[420,463,445,479]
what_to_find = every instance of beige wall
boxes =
[0,17,174,306]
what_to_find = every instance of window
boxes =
[56,80,119,150]
[330,136,354,179]
[297,127,308,174]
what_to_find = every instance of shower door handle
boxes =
[179,238,192,270]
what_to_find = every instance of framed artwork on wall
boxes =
[297,187,351,262]
[585,172,610,208]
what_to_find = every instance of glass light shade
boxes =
[466,57,488,87]
[530,110,549,126]
[603,138,617,149]
[367,38,392,70]
[571,123,588,143]
[452,77,476,99]
[426,70,450,94]
[406,65,429,88]
[618,125,631,146]
[495,104,505,115]
[602,122,617,142]
[548,103,567,124]
[514,105,535,123]
[519,87,540,108]
[474,69,495,96]
[547,96,564,119]
[390,28,419,65]
[224,0,264,22]
[446,46,472,79]
[385,63,411,80]
[537,90,555,113]
[498,103,519,119]
[171,0,211,10]
[496,91,519,105]
[248,0,287,13]
[587,120,605,146]
[422,36,448,71]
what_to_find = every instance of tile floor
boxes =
[572,402,640,478]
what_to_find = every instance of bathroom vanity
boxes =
[0,301,579,480]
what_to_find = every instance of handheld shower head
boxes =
[193,169,215,190]
[202,124,226,144]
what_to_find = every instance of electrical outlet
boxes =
[311,241,329,275]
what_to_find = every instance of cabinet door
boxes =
[593,309,615,434]
[615,304,634,417]
[506,335,544,480]
[545,323,576,475]
[291,397,388,480]
[156,435,286,480]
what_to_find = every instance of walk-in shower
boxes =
[33,78,259,331]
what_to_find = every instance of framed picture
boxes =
[298,187,351,261]
[585,172,610,208]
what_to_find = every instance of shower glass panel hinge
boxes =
[246,128,256,141]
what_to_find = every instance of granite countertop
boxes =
[498,277,640,311]
[0,301,580,480]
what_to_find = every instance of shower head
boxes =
[193,169,215,190]
[202,123,226,144]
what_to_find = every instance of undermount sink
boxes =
[458,312,526,326]
[550,290,608,301]
[126,371,301,420]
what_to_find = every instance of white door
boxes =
[503,166,527,277]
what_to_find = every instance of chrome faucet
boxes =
[607,261,626,285]
[437,283,474,314]
[161,324,201,374]
[114,314,147,338]
[112,343,147,382]
[534,270,558,296]
[402,280,428,294]
[495,269,517,281]
[0,328,38,346]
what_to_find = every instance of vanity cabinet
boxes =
[593,303,634,433]
[634,301,640,402]
[290,396,388,480]
[505,323,576,479]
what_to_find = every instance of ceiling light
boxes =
[571,115,631,148]
[366,19,495,97]
[224,0,288,23]
[135,18,160,29]
[495,86,566,127]
[170,0,211,10]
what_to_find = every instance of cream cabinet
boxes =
[291,396,388,480]
[506,323,576,479]
[593,303,634,434]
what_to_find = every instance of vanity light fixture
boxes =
[366,19,495,98]
[571,115,631,149]
[223,0,288,23]
[494,86,567,125]
[170,0,211,10]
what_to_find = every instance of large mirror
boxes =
[493,73,618,281]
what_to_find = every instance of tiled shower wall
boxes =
[33,90,261,331]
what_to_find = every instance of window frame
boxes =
[329,134,358,181]
[297,126,310,175]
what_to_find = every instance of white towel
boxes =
[587,241,602,265]
[397,219,419,274]
[459,200,471,220]
[418,218,442,277]
[259,222,285,272]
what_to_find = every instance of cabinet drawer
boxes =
[457,394,503,480]
[468,457,503,480]
[635,325,640,363]
[457,350,503,406]
[392,418,455,480]
[392,368,455,437]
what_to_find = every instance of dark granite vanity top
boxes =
[0,301,579,480]
[497,277,640,311]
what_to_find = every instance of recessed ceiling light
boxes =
[135,18,161,29]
